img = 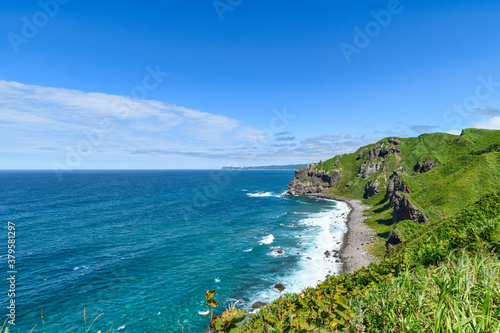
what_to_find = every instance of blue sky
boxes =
[1,0,500,169]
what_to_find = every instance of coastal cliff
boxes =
[286,163,341,195]
[286,128,500,252]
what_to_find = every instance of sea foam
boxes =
[247,191,273,197]
[259,234,274,245]
[248,200,350,311]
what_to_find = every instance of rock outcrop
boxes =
[252,301,268,309]
[274,283,286,292]
[287,164,341,196]
[357,161,382,179]
[385,230,403,255]
[357,148,368,160]
[414,160,439,173]
[386,167,411,203]
[363,179,380,198]
[356,143,401,179]
[388,138,403,146]
[365,145,401,162]
[392,192,428,224]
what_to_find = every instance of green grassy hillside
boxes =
[206,129,500,333]
[313,128,500,256]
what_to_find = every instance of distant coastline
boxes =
[221,164,307,170]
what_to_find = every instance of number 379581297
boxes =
[8,222,15,269]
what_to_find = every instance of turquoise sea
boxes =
[0,170,348,332]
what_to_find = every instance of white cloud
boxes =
[446,129,462,135]
[473,117,500,130]
[0,80,272,167]
[0,80,417,169]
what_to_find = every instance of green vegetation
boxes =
[208,129,500,332]
[227,192,500,332]
[321,129,500,256]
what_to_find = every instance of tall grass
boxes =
[349,253,500,332]
[238,192,500,332]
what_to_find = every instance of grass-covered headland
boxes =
[207,129,500,332]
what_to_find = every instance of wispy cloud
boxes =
[410,125,437,133]
[0,80,268,167]
[275,136,296,142]
[0,80,429,168]
[474,107,500,116]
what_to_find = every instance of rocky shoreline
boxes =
[249,193,375,311]
[307,194,376,273]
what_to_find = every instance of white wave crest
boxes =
[259,234,274,245]
[247,191,273,197]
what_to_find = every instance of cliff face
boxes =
[287,140,429,227]
[286,129,500,252]
[286,163,341,196]
[391,192,428,224]
[287,128,500,221]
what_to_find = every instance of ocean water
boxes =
[0,170,348,332]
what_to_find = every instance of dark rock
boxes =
[274,283,286,292]
[392,192,428,224]
[388,138,403,146]
[386,168,411,202]
[378,148,391,159]
[286,163,342,196]
[272,268,278,272]
[385,230,404,255]
[414,160,439,173]
[276,250,284,254]
[386,230,403,247]
[252,301,268,309]
[367,146,381,161]
[358,161,382,179]
[357,148,368,160]
[306,257,312,260]
[363,143,402,163]
[346,181,353,188]
[324,250,331,258]
[363,179,380,199]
